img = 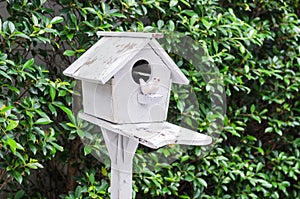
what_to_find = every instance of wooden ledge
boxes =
[79,112,213,149]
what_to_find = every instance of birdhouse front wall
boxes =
[113,45,172,123]
[81,44,172,124]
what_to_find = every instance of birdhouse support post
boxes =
[102,128,139,199]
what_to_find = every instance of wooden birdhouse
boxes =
[63,32,189,124]
[64,32,213,199]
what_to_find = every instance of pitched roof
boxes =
[63,32,189,85]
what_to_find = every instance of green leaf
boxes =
[111,13,126,18]
[48,104,57,116]
[179,195,190,199]
[248,29,256,38]
[50,86,56,101]
[257,147,264,155]
[14,190,25,199]
[15,152,26,163]
[23,58,34,70]
[246,135,257,141]
[32,14,39,25]
[6,84,20,94]
[26,162,44,169]
[8,21,15,33]
[29,144,37,155]
[84,145,92,155]
[256,162,264,173]
[265,127,273,133]
[177,100,184,113]
[51,142,64,152]
[50,16,64,24]
[244,65,250,73]
[222,177,231,184]
[252,115,261,123]
[250,104,256,113]
[1,105,13,113]
[213,40,218,52]
[66,122,76,128]
[88,172,95,184]
[35,109,50,120]
[181,10,196,17]
[101,166,107,176]
[13,170,23,184]
[157,20,164,29]
[83,7,97,14]
[257,179,272,188]
[63,50,75,56]
[34,118,53,125]
[169,0,178,7]
[70,13,77,25]
[202,18,211,29]
[37,36,50,43]
[162,187,170,194]
[168,20,175,31]
[53,102,75,124]
[7,138,24,152]
[0,70,12,81]
[197,178,207,187]
[180,155,190,162]
[185,175,194,182]
[6,120,19,131]
[77,129,85,138]
[44,28,59,34]
[239,44,246,54]
[235,126,244,131]
[14,32,31,40]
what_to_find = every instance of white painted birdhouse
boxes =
[63,31,189,124]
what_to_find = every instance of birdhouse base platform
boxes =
[79,112,212,149]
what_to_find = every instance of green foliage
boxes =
[0,49,68,186]
[60,169,109,199]
[0,0,299,198]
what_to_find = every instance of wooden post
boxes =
[102,128,139,199]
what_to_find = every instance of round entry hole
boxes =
[131,59,151,84]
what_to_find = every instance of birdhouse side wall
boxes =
[82,81,115,122]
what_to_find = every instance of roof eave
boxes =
[148,39,189,85]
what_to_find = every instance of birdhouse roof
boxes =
[63,31,189,85]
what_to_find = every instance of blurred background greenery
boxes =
[0,0,299,198]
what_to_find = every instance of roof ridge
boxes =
[97,31,163,39]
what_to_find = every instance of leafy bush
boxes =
[0,0,299,198]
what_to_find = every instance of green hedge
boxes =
[0,0,299,198]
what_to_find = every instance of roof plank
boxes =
[64,37,150,84]
[97,31,163,39]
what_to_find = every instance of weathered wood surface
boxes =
[79,112,212,149]
[63,37,150,84]
[102,128,138,199]
[63,31,189,85]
